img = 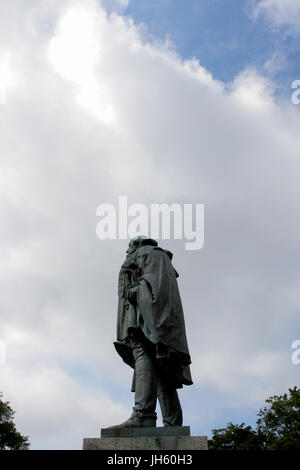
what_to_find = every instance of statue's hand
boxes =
[128,285,139,304]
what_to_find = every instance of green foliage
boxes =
[256,386,300,450]
[208,387,300,451]
[0,393,30,450]
[208,422,264,450]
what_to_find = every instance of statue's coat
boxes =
[114,242,192,388]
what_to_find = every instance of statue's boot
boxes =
[103,410,155,430]
[104,343,157,430]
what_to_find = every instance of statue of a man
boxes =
[107,236,192,430]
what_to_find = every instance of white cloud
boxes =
[1,0,300,448]
[254,0,300,32]
[48,4,114,122]
[230,68,274,111]
[2,356,128,449]
[0,53,15,104]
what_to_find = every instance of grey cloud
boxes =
[0,0,300,448]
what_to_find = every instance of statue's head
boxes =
[126,236,158,255]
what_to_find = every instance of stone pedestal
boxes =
[82,426,208,450]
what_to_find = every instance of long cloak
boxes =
[114,243,193,388]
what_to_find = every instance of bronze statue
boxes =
[106,236,192,429]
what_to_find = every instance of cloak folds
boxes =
[114,242,193,388]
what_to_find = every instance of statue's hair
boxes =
[130,235,147,242]
[129,236,157,247]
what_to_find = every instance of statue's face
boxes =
[126,238,140,255]
[126,236,148,255]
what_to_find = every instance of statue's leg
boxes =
[131,341,157,423]
[103,332,157,429]
[157,374,183,426]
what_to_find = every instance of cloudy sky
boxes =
[1,0,300,450]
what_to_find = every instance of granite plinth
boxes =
[83,428,208,450]
[101,425,190,438]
